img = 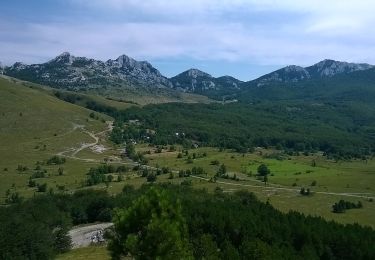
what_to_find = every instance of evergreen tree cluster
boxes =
[86,164,129,186]
[1,185,374,259]
[332,200,363,213]
[109,101,375,159]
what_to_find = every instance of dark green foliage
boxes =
[146,173,157,182]
[85,164,125,186]
[68,190,114,224]
[53,227,72,254]
[117,174,124,182]
[216,164,227,177]
[5,190,23,204]
[257,164,270,176]
[46,156,66,165]
[89,112,99,120]
[109,100,375,159]
[17,164,28,172]
[107,188,192,259]
[53,91,118,116]
[28,178,36,187]
[121,143,148,164]
[180,180,192,186]
[37,183,48,192]
[1,186,374,259]
[116,165,129,173]
[332,200,363,213]
[211,160,220,165]
[58,167,64,176]
[0,195,71,259]
[191,166,206,175]
[107,174,114,182]
[31,169,46,178]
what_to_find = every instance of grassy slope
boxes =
[138,145,375,227]
[86,87,213,106]
[0,77,110,200]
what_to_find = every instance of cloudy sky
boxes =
[1,0,375,80]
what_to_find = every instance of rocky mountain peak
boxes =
[111,54,137,68]
[49,52,75,65]
[185,68,212,78]
[254,65,311,86]
[252,59,374,87]
[170,69,242,92]
[284,65,307,73]
[307,59,374,77]
[4,52,172,90]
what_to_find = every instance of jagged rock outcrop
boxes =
[3,53,374,97]
[170,68,242,92]
[253,59,373,87]
[306,59,373,78]
[4,52,172,90]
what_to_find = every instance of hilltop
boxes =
[4,53,375,101]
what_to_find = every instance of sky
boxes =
[1,0,375,81]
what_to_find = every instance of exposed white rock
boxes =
[255,59,373,86]
[4,52,172,90]
[308,59,373,77]
[170,69,241,92]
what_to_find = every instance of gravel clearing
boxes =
[68,223,114,249]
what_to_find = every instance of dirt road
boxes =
[68,223,114,249]
[190,175,375,199]
[57,121,113,158]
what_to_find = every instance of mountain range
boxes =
[1,52,374,99]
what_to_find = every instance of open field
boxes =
[57,246,110,260]
[142,146,375,193]
[139,145,375,227]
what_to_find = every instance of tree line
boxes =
[1,184,374,259]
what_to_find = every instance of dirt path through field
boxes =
[57,121,112,158]
[190,175,375,199]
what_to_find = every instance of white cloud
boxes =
[1,19,374,65]
[1,0,375,73]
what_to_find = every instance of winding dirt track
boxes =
[190,175,375,199]
[57,121,113,159]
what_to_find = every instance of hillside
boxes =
[0,76,110,198]
[240,67,375,103]
[170,69,242,98]
[251,59,374,87]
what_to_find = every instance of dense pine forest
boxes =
[1,184,374,259]
[109,101,375,159]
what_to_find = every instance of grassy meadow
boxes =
[57,246,110,260]
[139,145,375,227]
[0,77,110,199]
